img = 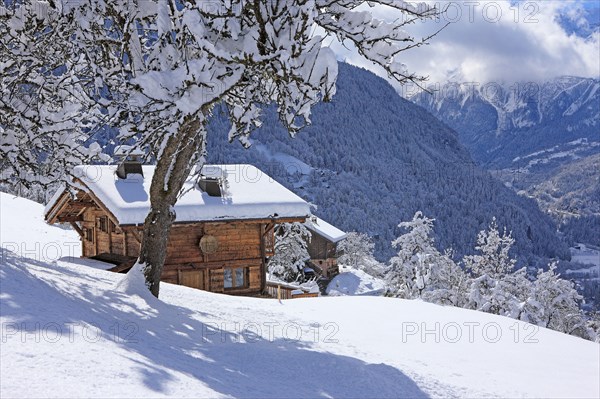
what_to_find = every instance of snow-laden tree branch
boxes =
[1,0,442,296]
[0,1,109,189]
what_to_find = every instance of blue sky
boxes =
[330,1,599,88]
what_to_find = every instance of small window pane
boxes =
[235,268,244,287]
[224,268,232,289]
[99,217,107,232]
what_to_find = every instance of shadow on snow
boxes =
[0,249,428,398]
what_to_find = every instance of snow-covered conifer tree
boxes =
[464,218,520,315]
[388,212,440,298]
[268,223,311,283]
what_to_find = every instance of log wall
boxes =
[78,205,272,295]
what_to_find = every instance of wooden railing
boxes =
[265,281,319,300]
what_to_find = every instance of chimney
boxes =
[198,166,223,197]
[198,176,222,197]
[114,145,145,179]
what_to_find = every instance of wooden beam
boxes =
[67,202,94,211]
[94,219,98,256]
[120,217,308,228]
[108,220,113,253]
[58,216,84,223]
[69,222,84,238]
[129,228,141,244]
[260,224,267,294]
[262,222,275,237]
[168,258,261,270]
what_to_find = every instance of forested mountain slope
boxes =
[410,74,599,247]
[205,63,568,263]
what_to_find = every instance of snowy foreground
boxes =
[1,193,599,398]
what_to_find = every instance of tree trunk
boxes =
[138,116,204,297]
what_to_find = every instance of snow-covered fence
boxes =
[265,282,319,300]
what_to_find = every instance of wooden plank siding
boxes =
[265,282,319,299]
[307,233,340,278]
[70,202,285,296]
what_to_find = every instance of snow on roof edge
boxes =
[46,164,311,225]
[307,216,347,243]
[44,184,67,216]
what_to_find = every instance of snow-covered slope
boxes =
[0,191,81,262]
[1,194,599,398]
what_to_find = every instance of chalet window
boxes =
[224,267,248,290]
[224,268,232,289]
[85,228,94,242]
[98,216,108,233]
[234,268,245,288]
[110,220,117,233]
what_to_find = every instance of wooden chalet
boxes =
[306,217,347,279]
[44,162,311,296]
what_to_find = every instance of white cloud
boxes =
[326,1,600,89]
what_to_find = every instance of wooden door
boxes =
[179,270,205,290]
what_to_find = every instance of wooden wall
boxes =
[78,205,269,296]
[307,233,340,278]
[307,233,338,260]
[160,222,264,295]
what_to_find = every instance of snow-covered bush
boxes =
[421,250,470,308]
[338,232,384,277]
[463,218,516,279]
[268,223,311,283]
[530,262,590,337]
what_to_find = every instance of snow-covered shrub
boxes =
[530,262,590,337]
[338,232,384,277]
[268,223,311,283]
[421,250,470,307]
[463,218,516,279]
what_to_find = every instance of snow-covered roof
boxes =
[47,164,311,225]
[307,217,347,243]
